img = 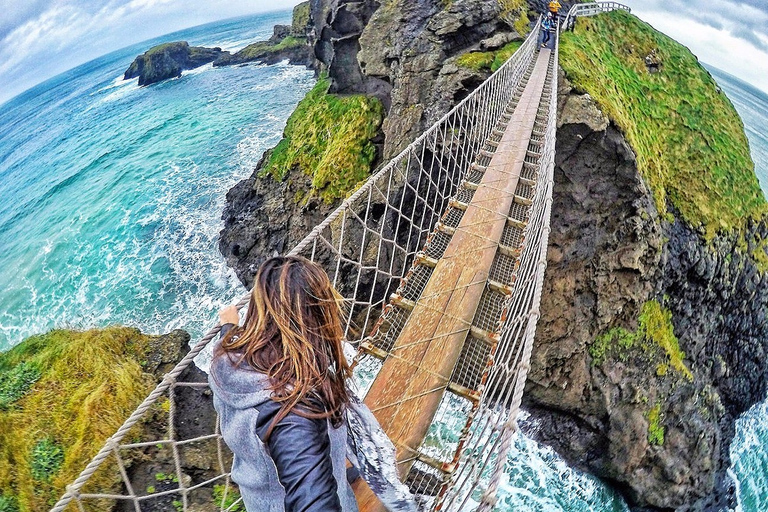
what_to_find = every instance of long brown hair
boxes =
[216,256,352,438]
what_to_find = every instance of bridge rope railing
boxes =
[51,15,544,512]
[438,26,559,512]
[561,1,631,32]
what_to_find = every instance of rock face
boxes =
[523,74,768,511]
[356,0,522,157]
[123,42,225,86]
[220,0,526,286]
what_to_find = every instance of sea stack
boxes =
[123,41,226,86]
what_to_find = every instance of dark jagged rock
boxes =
[523,75,768,511]
[123,42,226,86]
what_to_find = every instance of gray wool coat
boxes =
[209,339,418,512]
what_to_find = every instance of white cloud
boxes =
[3,0,768,105]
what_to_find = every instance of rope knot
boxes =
[504,417,519,431]
[65,483,81,498]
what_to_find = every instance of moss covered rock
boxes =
[558,10,765,239]
[526,10,768,511]
[0,327,189,511]
[261,75,384,205]
[124,42,226,86]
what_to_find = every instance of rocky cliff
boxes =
[220,0,531,286]
[218,3,768,511]
[524,11,768,512]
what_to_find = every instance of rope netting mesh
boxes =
[50,4,623,509]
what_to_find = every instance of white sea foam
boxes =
[94,74,133,94]
[184,62,214,76]
[95,78,140,105]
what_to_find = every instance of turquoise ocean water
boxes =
[0,11,766,511]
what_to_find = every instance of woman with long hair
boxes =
[209,256,416,512]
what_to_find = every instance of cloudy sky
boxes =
[1,0,767,106]
[622,0,768,94]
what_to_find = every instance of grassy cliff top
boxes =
[292,1,311,35]
[0,328,159,511]
[262,75,384,204]
[559,10,765,239]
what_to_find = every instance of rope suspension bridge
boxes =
[51,4,629,511]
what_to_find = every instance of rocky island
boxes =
[123,42,226,85]
[124,1,314,86]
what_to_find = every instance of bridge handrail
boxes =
[560,1,631,32]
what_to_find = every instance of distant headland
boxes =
[124,1,313,86]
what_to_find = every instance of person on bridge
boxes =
[548,0,562,21]
[210,255,418,512]
[541,14,553,48]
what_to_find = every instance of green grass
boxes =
[0,361,40,409]
[498,0,530,36]
[143,41,185,56]
[456,41,524,73]
[647,403,665,445]
[491,41,524,71]
[292,1,311,34]
[0,495,18,512]
[638,300,692,380]
[213,484,245,512]
[589,300,692,381]
[30,438,64,482]
[235,36,307,60]
[456,52,495,71]
[589,325,636,366]
[262,75,384,204]
[559,10,765,239]
[0,327,158,511]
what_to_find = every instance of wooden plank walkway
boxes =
[356,49,553,511]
